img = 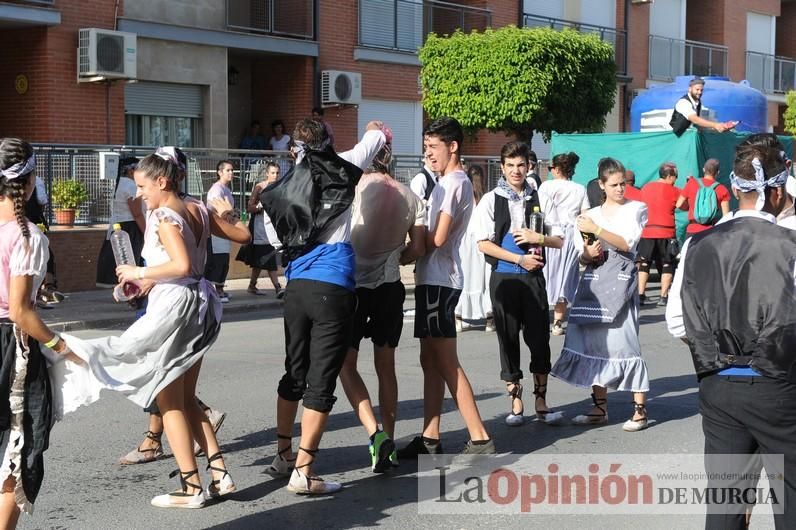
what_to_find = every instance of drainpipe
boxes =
[312,0,321,108]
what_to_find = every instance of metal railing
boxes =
[30,145,511,226]
[522,13,627,76]
[226,0,314,40]
[7,0,55,5]
[648,35,728,82]
[31,145,295,226]
[745,51,796,94]
[359,0,491,53]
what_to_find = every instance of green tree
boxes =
[419,25,617,142]
[783,90,796,135]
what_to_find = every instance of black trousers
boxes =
[700,375,796,530]
[489,271,551,382]
[278,279,356,413]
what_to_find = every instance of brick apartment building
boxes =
[0,0,794,290]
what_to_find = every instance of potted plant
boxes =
[51,179,89,227]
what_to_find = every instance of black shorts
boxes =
[351,281,406,350]
[237,244,278,271]
[637,238,672,266]
[414,285,461,339]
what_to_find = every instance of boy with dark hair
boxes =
[399,117,495,457]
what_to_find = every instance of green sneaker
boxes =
[389,449,399,468]
[369,431,396,473]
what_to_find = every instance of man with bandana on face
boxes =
[666,141,796,530]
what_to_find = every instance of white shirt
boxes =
[538,179,590,228]
[110,177,138,225]
[207,182,234,254]
[315,129,387,245]
[665,209,782,338]
[34,176,48,205]
[471,189,560,243]
[416,169,473,289]
[410,165,437,200]
[674,94,698,119]
[270,134,291,151]
[574,200,648,255]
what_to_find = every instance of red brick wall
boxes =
[625,1,651,130]
[722,0,780,82]
[776,3,796,59]
[251,55,315,144]
[0,1,124,144]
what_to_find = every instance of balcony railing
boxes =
[226,0,314,40]
[648,35,728,82]
[522,13,627,76]
[359,0,491,53]
[746,51,796,94]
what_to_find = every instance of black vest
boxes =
[682,217,796,382]
[260,147,362,261]
[485,191,544,273]
[669,94,701,137]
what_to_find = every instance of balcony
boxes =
[226,0,314,40]
[522,13,627,76]
[746,51,796,94]
[359,0,491,53]
[648,35,728,82]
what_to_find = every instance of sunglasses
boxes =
[548,165,555,171]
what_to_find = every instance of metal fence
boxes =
[32,145,295,226]
[32,145,519,226]
[226,0,315,39]
[745,51,796,94]
[648,35,728,82]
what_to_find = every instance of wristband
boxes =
[595,227,603,238]
[137,267,146,280]
[517,254,524,268]
[44,334,60,349]
[538,233,545,245]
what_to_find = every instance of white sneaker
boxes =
[286,468,342,495]
[505,412,524,426]
[485,319,496,333]
[455,318,463,332]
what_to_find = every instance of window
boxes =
[124,81,203,147]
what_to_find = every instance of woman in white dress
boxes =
[269,120,293,176]
[455,164,493,331]
[63,152,240,508]
[538,152,589,335]
[551,157,651,432]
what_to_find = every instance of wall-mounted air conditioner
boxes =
[78,28,137,81]
[321,70,362,106]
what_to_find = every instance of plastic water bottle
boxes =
[529,206,545,257]
[110,224,140,301]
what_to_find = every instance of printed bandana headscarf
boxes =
[0,153,36,180]
[495,177,533,202]
[729,156,789,210]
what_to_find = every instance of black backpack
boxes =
[420,167,436,201]
[260,147,363,261]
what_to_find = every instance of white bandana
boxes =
[0,153,36,180]
[729,157,789,210]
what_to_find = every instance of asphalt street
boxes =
[19,290,777,529]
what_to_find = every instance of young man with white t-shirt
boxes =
[398,117,495,458]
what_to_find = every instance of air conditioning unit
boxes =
[321,70,362,106]
[78,28,137,80]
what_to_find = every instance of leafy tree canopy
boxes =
[783,90,796,136]
[419,25,617,142]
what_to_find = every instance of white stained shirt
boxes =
[666,209,788,338]
[538,179,590,228]
[674,94,698,119]
[270,134,291,151]
[471,189,561,244]
[416,169,473,289]
[315,129,387,245]
[410,166,437,200]
[350,172,425,288]
[574,200,648,256]
[206,182,234,254]
[110,177,138,225]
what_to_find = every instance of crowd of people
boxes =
[0,115,794,528]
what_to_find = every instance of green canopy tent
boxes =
[551,128,793,238]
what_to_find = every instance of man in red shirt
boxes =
[638,162,681,306]
[676,158,731,234]
[623,169,643,201]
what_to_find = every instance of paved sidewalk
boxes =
[42,267,419,331]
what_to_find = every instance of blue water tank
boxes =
[630,76,767,133]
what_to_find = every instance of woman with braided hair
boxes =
[0,138,81,526]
